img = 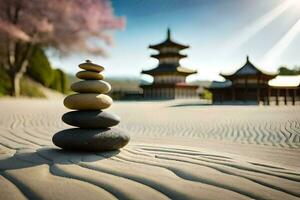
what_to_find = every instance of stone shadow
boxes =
[0,147,120,171]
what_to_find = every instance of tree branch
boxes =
[5,38,13,69]
[5,0,12,21]
[13,0,21,24]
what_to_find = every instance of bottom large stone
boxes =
[52,128,130,152]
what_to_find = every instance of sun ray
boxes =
[222,0,295,55]
[261,17,300,69]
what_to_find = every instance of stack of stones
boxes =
[52,60,130,152]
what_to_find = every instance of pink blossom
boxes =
[0,20,30,41]
[0,0,125,55]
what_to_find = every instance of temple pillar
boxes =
[232,87,236,102]
[256,87,260,105]
[276,89,279,106]
[244,78,248,103]
[221,90,224,104]
[292,89,296,106]
[267,87,271,105]
[212,91,215,104]
[284,89,288,105]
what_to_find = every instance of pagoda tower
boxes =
[140,29,198,99]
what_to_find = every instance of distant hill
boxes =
[106,77,144,93]
[66,75,212,100]
[67,75,211,93]
[190,80,212,88]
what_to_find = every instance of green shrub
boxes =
[1,46,68,97]
[201,89,212,100]
[50,69,68,93]
[0,68,11,96]
[27,47,68,94]
[27,47,53,87]
[20,76,45,98]
[59,69,68,94]
[278,66,300,75]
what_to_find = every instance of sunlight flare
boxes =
[261,17,300,69]
[222,0,295,55]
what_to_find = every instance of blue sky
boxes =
[49,0,300,81]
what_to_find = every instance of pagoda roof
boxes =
[149,29,189,50]
[140,83,198,89]
[151,52,187,59]
[220,56,277,79]
[141,64,197,76]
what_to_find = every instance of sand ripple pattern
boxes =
[0,100,299,199]
[114,103,300,148]
[0,100,299,148]
[0,145,299,200]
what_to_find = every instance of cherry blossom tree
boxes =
[0,0,124,96]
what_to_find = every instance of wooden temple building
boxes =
[208,56,300,105]
[140,29,198,99]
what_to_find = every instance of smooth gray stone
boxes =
[62,111,120,128]
[52,128,130,152]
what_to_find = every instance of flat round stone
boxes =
[62,111,120,128]
[64,94,112,110]
[79,60,104,72]
[52,128,130,151]
[76,71,104,80]
[71,80,111,94]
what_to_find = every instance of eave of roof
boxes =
[141,65,197,76]
[149,39,189,50]
[268,75,300,88]
[209,80,232,89]
[150,53,187,59]
[140,83,198,88]
[177,66,197,74]
[220,56,277,79]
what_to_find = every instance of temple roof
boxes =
[221,56,277,79]
[268,75,300,88]
[149,29,189,50]
[209,80,232,89]
[209,75,300,89]
[141,64,197,76]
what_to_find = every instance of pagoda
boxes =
[140,29,198,99]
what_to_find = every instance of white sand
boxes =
[0,99,299,200]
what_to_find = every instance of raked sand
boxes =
[0,99,299,200]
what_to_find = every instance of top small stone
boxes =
[79,60,104,72]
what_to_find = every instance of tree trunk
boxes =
[9,72,22,97]
[6,41,32,97]
[8,59,29,97]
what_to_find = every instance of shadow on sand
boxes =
[169,103,212,107]
[0,147,120,171]
[169,102,259,107]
